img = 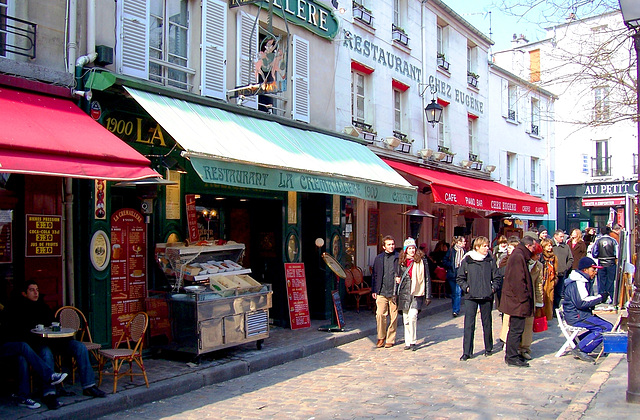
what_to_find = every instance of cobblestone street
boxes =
[100,308,599,420]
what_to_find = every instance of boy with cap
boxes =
[562,257,612,362]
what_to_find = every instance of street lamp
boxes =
[425,99,443,127]
[619,0,640,404]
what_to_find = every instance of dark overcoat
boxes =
[498,243,534,317]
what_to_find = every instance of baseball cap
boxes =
[578,257,603,270]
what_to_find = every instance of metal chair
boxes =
[98,312,149,393]
[54,306,102,383]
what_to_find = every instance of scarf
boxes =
[454,245,465,268]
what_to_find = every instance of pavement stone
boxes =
[1,298,637,419]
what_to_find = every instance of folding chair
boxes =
[98,312,149,393]
[55,306,102,383]
[555,307,588,357]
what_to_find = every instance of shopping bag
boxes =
[533,315,548,333]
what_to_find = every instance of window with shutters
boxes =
[437,106,449,148]
[149,0,191,90]
[351,71,366,124]
[507,83,517,121]
[530,98,540,136]
[506,152,516,187]
[530,157,538,193]
[118,0,225,98]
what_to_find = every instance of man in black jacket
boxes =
[371,235,399,348]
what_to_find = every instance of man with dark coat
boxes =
[371,235,400,348]
[499,236,536,367]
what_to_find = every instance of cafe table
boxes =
[30,327,76,338]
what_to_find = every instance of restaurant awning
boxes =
[0,87,160,181]
[124,87,417,205]
[384,159,548,215]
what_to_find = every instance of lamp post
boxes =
[619,0,640,404]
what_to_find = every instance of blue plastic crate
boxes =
[603,332,628,353]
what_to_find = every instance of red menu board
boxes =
[110,208,147,347]
[185,194,199,243]
[284,263,311,330]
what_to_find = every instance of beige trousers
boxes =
[376,295,398,344]
[500,314,534,354]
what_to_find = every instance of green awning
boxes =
[125,87,417,205]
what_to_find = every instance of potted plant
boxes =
[438,145,455,163]
[437,53,450,71]
[392,25,409,46]
[467,71,479,88]
[353,1,374,26]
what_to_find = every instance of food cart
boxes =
[154,242,272,356]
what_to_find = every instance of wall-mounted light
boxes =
[419,83,443,127]
[460,160,473,168]
[432,151,446,161]
[161,157,188,174]
[71,89,92,101]
[384,136,401,149]
[418,149,434,159]
[484,164,497,173]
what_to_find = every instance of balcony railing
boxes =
[467,72,479,88]
[0,13,37,59]
[392,24,409,46]
[591,156,611,177]
[507,109,516,121]
[531,124,539,136]
[353,2,374,26]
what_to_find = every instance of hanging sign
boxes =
[284,263,311,329]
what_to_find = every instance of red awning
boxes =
[384,159,548,216]
[0,87,160,181]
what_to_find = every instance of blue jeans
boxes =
[597,264,616,297]
[0,341,54,398]
[448,278,461,314]
[35,339,96,390]
[574,315,613,353]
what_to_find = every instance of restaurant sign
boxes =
[189,156,417,206]
[26,214,62,257]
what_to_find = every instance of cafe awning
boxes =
[124,87,417,205]
[0,86,160,181]
[384,159,548,215]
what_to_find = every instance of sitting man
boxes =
[563,257,613,362]
[4,280,106,409]
[0,340,68,409]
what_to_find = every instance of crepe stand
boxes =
[318,252,346,332]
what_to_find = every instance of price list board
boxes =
[110,208,147,347]
[25,214,62,257]
[284,263,311,330]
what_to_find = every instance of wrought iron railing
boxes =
[591,156,611,177]
[0,13,37,59]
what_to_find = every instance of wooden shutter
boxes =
[118,0,149,79]
[292,35,310,123]
[236,11,258,109]
[201,0,227,99]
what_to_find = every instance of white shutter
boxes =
[236,11,258,109]
[201,0,227,99]
[118,0,149,79]
[500,79,508,118]
[292,35,310,123]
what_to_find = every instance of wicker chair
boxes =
[345,266,372,312]
[54,306,102,383]
[98,312,149,393]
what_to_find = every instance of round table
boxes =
[30,327,76,338]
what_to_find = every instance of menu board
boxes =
[0,210,12,263]
[25,214,62,257]
[185,194,199,243]
[284,263,311,330]
[110,208,147,347]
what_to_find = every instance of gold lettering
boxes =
[150,125,167,147]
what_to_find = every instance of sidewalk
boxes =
[1,298,636,419]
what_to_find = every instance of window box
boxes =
[397,142,412,153]
[353,2,374,26]
[467,72,479,88]
[437,54,450,71]
[438,145,455,163]
[392,25,409,46]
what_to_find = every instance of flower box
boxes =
[437,55,449,71]
[392,25,409,46]
[353,2,373,26]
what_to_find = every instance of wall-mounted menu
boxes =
[110,208,147,347]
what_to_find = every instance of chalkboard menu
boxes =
[25,214,62,257]
[284,263,311,330]
[331,290,345,329]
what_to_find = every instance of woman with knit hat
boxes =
[396,238,429,351]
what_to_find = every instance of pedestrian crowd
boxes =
[371,224,618,367]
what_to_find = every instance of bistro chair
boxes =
[54,306,102,383]
[98,312,150,393]
[345,266,371,312]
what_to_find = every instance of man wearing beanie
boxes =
[538,225,549,240]
[563,257,612,362]
[371,235,400,348]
